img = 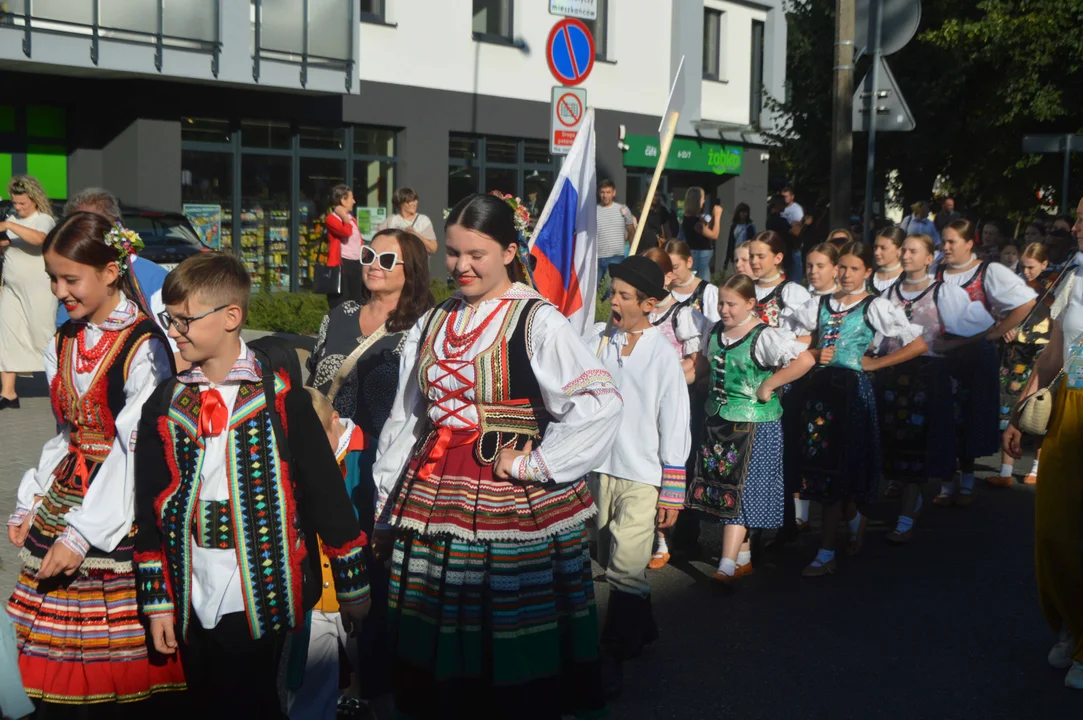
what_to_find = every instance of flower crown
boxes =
[104,223,144,277]
[489,191,532,242]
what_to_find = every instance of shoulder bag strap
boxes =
[327,323,389,402]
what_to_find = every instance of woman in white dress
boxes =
[0,176,57,409]
[377,187,438,254]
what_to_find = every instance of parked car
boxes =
[0,201,207,272]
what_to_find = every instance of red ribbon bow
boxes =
[199,388,228,438]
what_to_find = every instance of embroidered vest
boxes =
[937,261,991,314]
[755,280,794,328]
[417,297,551,465]
[705,324,782,423]
[158,371,304,640]
[884,282,944,355]
[51,318,161,464]
[651,303,685,360]
[813,295,876,371]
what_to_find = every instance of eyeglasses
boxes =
[158,304,229,334]
[361,246,404,271]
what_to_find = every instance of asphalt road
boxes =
[2,370,1078,719]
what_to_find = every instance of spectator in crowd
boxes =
[1053,215,1073,234]
[900,201,941,246]
[596,179,635,285]
[637,191,679,252]
[765,195,805,280]
[1024,220,1047,248]
[681,187,722,280]
[1045,228,1074,270]
[780,186,810,281]
[935,196,961,234]
[725,202,756,271]
[0,175,57,409]
[980,219,1007,260]
[378,187,438,254]
[325,184,366,307]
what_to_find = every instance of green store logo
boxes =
[708,147,742,175]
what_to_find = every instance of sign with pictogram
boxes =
[550,86,587,154]
[546,18,595,86]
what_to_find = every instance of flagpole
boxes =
[629,110,680,256]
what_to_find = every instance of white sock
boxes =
[717,557,737,576]
[895,515,915,534]
[655,534,669,555]
[960,473,975,492]
[847,512,863,535]
[940,480,955,497]
[914,494,923,514]
[795,498,811,523]
[1031,458,1040,475]
[999,463,1014,477]
[737,550,752,567]
[814,548,835,565]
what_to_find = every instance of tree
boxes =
[766,0,1083,227]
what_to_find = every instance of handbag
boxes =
[312,263,342,295]
[1016,330,1083,435]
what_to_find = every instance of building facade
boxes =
[0,0,786,290]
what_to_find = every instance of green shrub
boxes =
[246,291,330,335]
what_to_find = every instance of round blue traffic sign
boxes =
[547,18,595,87]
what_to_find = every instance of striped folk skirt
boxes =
[8,451,185,705]
[385,429,606,719]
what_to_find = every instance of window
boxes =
[181,150,233,251]
[582,0,608,61]
[447,135,557,220]
[473,0,512,41]
[750,20,765,126]
[702,8,722,81]
[359,0,384,24]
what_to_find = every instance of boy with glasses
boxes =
[134,252,371,716]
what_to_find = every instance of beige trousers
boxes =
[591,473,659,598]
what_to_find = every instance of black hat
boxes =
[609,255,668,301]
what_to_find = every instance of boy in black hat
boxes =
[588,256,691,698]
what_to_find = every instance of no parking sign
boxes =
[546,18,594,86]
[550,87,587,154]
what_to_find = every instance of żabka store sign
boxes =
[623,134,744,176]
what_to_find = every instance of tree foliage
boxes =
[767,0,1083,225]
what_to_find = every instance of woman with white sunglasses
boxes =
[304,227,434,711]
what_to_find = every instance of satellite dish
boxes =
[855,0,922,56]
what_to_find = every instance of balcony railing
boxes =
[250,0,354,91]
[0,0,221,75]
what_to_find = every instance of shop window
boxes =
[182,117,231,144]
[359,0,384,23]
[181,150,233,252]
[447,134,558,217]
[703,8,723,81]
[300,125,346,151]
[449,136,478,163]
[355,127,396,158]
[523,140,552,166]
[241,155,292,292]
[353,159,395,227]
[299,157,347,290]
[242,119,291,150]
[750,20,765,126]
[582,0,608,61]
[472,0,511,41]
[486,137,518,164]
[448,165,478,210]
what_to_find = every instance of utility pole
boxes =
[830,0,855,230]
[862,0,883,241]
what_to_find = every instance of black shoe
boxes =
[601,653,623,701]
[0,396,20,410]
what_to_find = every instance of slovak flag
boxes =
[529,108,597,336]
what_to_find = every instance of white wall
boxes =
[362,0,675,117]
[700,0,770,126]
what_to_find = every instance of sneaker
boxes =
[1050,638,1075,670]
[1066,661,1083,689]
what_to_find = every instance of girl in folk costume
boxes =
[874,234,994,543]
[989,242,1062,487]
[370,194,622,720]
[748,231,812,328]
[787,241,927,576]
[804,243,840,298]
[666,239,721,323]
[734,241,754,279]
[640,248,707,569]
[871,226,906,295]
[934,219,1037,506]
[771,242,840,544]
[6,213,183,708]
[688,275,814,582]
